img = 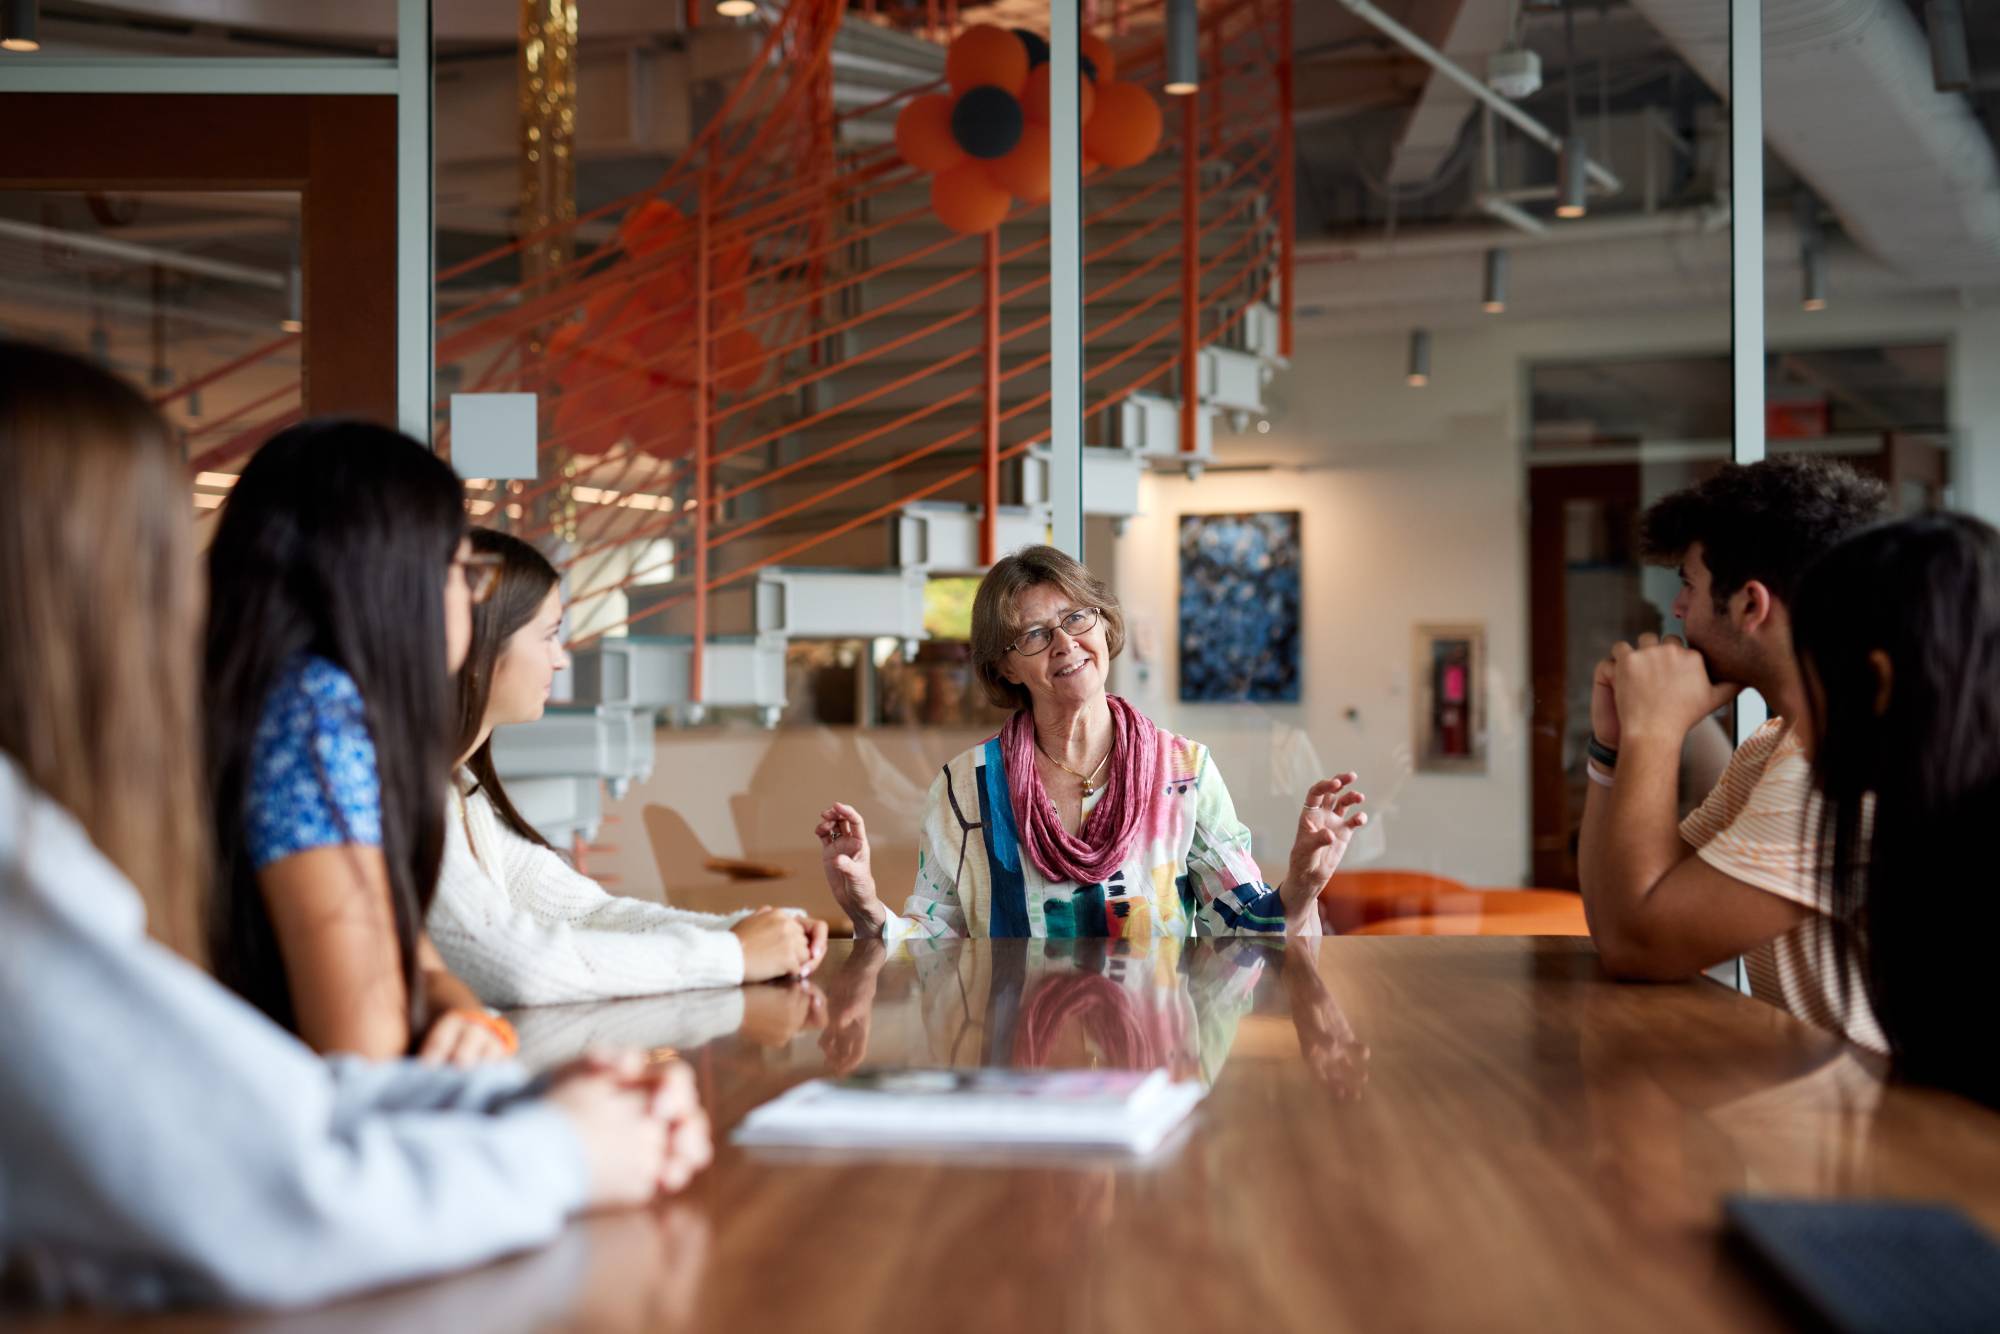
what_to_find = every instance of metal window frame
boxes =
[1730,0,1769,744]
[0,0,434,444]
[1049,0,1085,559]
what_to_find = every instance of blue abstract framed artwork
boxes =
[1177,511,1302,702]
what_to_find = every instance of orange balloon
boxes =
[544,321,587,389]
[634,325,701,384]
[986,132,1051,204]
[895,93,967,174]
[712,284,747,327]
[550,323,655,395]
[931,160,1013,234]
[715,327,768,395]
[552,391,627,458]
[1079,31,1116,84]
[618,199,684,259]
[713,237,753,293]
[584,287,651,345]
[1020,63,1096,125]
[629,386,696,460]
[946,24,1029,96]
[556,318,646,394]
[1084,80,1162,170]
[641,266,692,316]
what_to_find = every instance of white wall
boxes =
[1107,290,2000,887]
[1107,324,1537,886]
[595,292,1997,894]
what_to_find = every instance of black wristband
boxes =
[1586,736,1619,769]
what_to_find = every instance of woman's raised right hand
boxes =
[815,802,887,935]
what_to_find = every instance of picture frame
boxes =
[1413,623,1486,774]
[1176,511,1303,703]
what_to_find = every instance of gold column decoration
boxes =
[520,0,578,288]
[521,0,579,540]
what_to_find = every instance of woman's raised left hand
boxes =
[1280,773,1368,922]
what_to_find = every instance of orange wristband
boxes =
[459,1008,520,1055]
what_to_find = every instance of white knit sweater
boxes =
[427,773,750,1006]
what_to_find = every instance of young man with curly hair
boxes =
[1578,456,1889,1049]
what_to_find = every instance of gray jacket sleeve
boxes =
[0,779,591,1311]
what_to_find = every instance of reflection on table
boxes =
[26,938,2000,1334]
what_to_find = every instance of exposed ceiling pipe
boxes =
[1332,0,1623,197]
[1385,1,1514,186]
[1294,219,1916,332]
[1303,202,1729,263]
[0,219,285,290]
[1627,0,2000,289]
[1478,196,1549,235]
[0,275,291,338]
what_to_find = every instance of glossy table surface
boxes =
[27,937,2000,1333]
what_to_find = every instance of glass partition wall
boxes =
[23,1,1984,911]
[426,1,1070,890]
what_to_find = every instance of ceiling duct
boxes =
[1628,0,2000,290]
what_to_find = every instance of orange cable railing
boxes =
[549,0,1289,652]
[173,0,1293,707]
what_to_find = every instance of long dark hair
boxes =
[1792,512,2000,1108]
[204,420,467,1038]
[0,340,207,962]
[453,527,560,851]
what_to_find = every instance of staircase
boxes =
[182,0,1296,843]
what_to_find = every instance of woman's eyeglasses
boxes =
[455,552,503,605]
[1007,606,1099,657]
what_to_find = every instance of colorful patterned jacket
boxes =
[883,725,1314,940]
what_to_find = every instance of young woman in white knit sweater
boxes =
[428,528,829,1005]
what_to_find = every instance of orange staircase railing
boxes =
[175,0,1294,715]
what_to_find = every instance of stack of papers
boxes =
[732,1068,1205,1156]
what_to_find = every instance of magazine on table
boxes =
[732,1067,1205,1156]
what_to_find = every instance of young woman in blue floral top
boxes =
[205,421,511,1065]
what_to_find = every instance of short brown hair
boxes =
[0,340,207,963]
[970,545,1126,711]
[1640,457,1887,614]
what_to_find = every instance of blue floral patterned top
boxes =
[245,655,383,869]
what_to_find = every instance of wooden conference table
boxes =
[29,937,2000,1332]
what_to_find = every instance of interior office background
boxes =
[2,0,1993,898]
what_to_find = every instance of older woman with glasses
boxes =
[816,546,1366,939]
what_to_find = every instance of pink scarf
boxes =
[1003,694,1161,885]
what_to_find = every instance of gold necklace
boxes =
[1038,741,1111,795]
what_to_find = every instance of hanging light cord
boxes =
[1563,0,1580,148]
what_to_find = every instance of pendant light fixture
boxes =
[280,262,303,334]
[1407,329,1431,387]
[1482,248,1509,314]
[1927,0,1972,93]
[1,0,39,53]
[1555,1,1587,219]
[715,1,756,16]
[1801,247,1827,312]
[1165,0,1199,95]
[1796,192,1826,312]
[1556,135,1589,218]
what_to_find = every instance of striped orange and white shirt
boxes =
[1678,719,1886,1053]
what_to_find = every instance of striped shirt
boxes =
[1678,719,1886,1052]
